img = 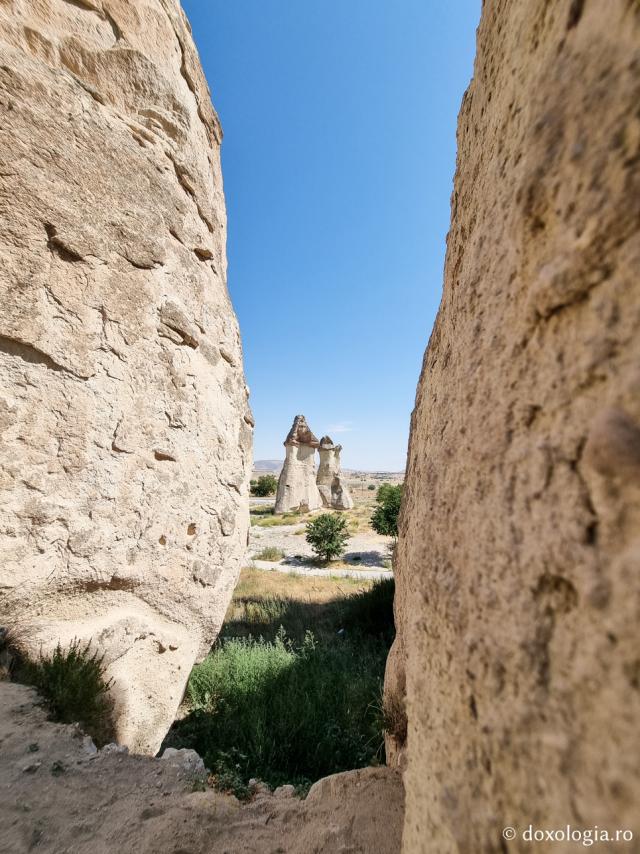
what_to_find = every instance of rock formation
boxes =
[0,0,252,754]
[317,436,353,510]
[386,1,640,850]
[1,682,404,854]
[274,415,322,513]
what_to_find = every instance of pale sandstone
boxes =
[0,0,252,754]
[386,1,640,851]
[274,415,322,513]
[317,435,354,510]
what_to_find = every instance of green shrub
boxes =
[253,546,284,562]
[371,484,403,539]
[251,474,278,497]
[367,484,376,491]
[17,639,114,746]
[305,513,350,562]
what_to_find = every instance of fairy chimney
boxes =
[274,415,322,513]
[317,436,353,510]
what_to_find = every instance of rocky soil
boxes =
[0,682,403,854]
[250,520,393,575]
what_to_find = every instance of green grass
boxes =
[163,578,395,796]
[251,510,312,528]
[14,639,114,747]
[219,575,394,646]
[249,504,275,516]
[339,579,395,646]
[252,546,285,562]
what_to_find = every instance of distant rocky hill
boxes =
[253,459,284,473]
[253,459,404,479]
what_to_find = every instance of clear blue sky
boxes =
[183,0,480,471]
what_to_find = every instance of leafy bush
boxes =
[305,513,350,562]
[367,484,376,491]
[17,639,114,746]
[253,546,284,562]
[371,484,403,539]
[251,474,278,497]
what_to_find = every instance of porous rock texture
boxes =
[0,682,404,854]
[0,0,252,754]
[386,1,640,851]
[274,415,322,513]
[317,436,354,510]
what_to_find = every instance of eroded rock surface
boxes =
[274,415,322,513]
[0,682,403,854]
[0,0,252,754]
[317,436,354,510]
[387,1,640,851]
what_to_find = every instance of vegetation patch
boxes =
[249,504,275,516]
[305,513,350,562]
[13,639,114,747]
[164,574,395,797]
[371,484,403,540]
[250,474,278,496]
[252,546,285,562]
[251,509,313,528]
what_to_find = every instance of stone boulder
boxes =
[386,0,640,850]
[0,0,252,754]
[317,436,353,510]
[274,415,322,513]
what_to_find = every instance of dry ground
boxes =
[249,486,395,573]
[231,565,377,602]
[0,682,403,854]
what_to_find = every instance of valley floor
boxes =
[248,486,394,575]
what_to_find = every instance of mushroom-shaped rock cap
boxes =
[319,435,335,449]
[284,415,319,447]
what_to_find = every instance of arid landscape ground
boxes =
[0,682,403,854]
[1,0,638,852]
[249,470,401,574]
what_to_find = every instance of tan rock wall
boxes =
[388,1,640,851]
[0,0,252,753]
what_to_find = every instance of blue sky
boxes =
[183,1,480,471]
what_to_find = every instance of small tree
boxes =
[305,513,350,563]
[371,484,403,539]
[251,474,278,497]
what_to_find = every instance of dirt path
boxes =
[250,521,393,572]
[0,682,403,854]
[251,559,393,579]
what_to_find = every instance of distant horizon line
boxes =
[253,458,405,475]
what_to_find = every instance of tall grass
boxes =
[15,639,114,746]
[164,578,395,795]
[252,546,284,562]
[220,577,394,646]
